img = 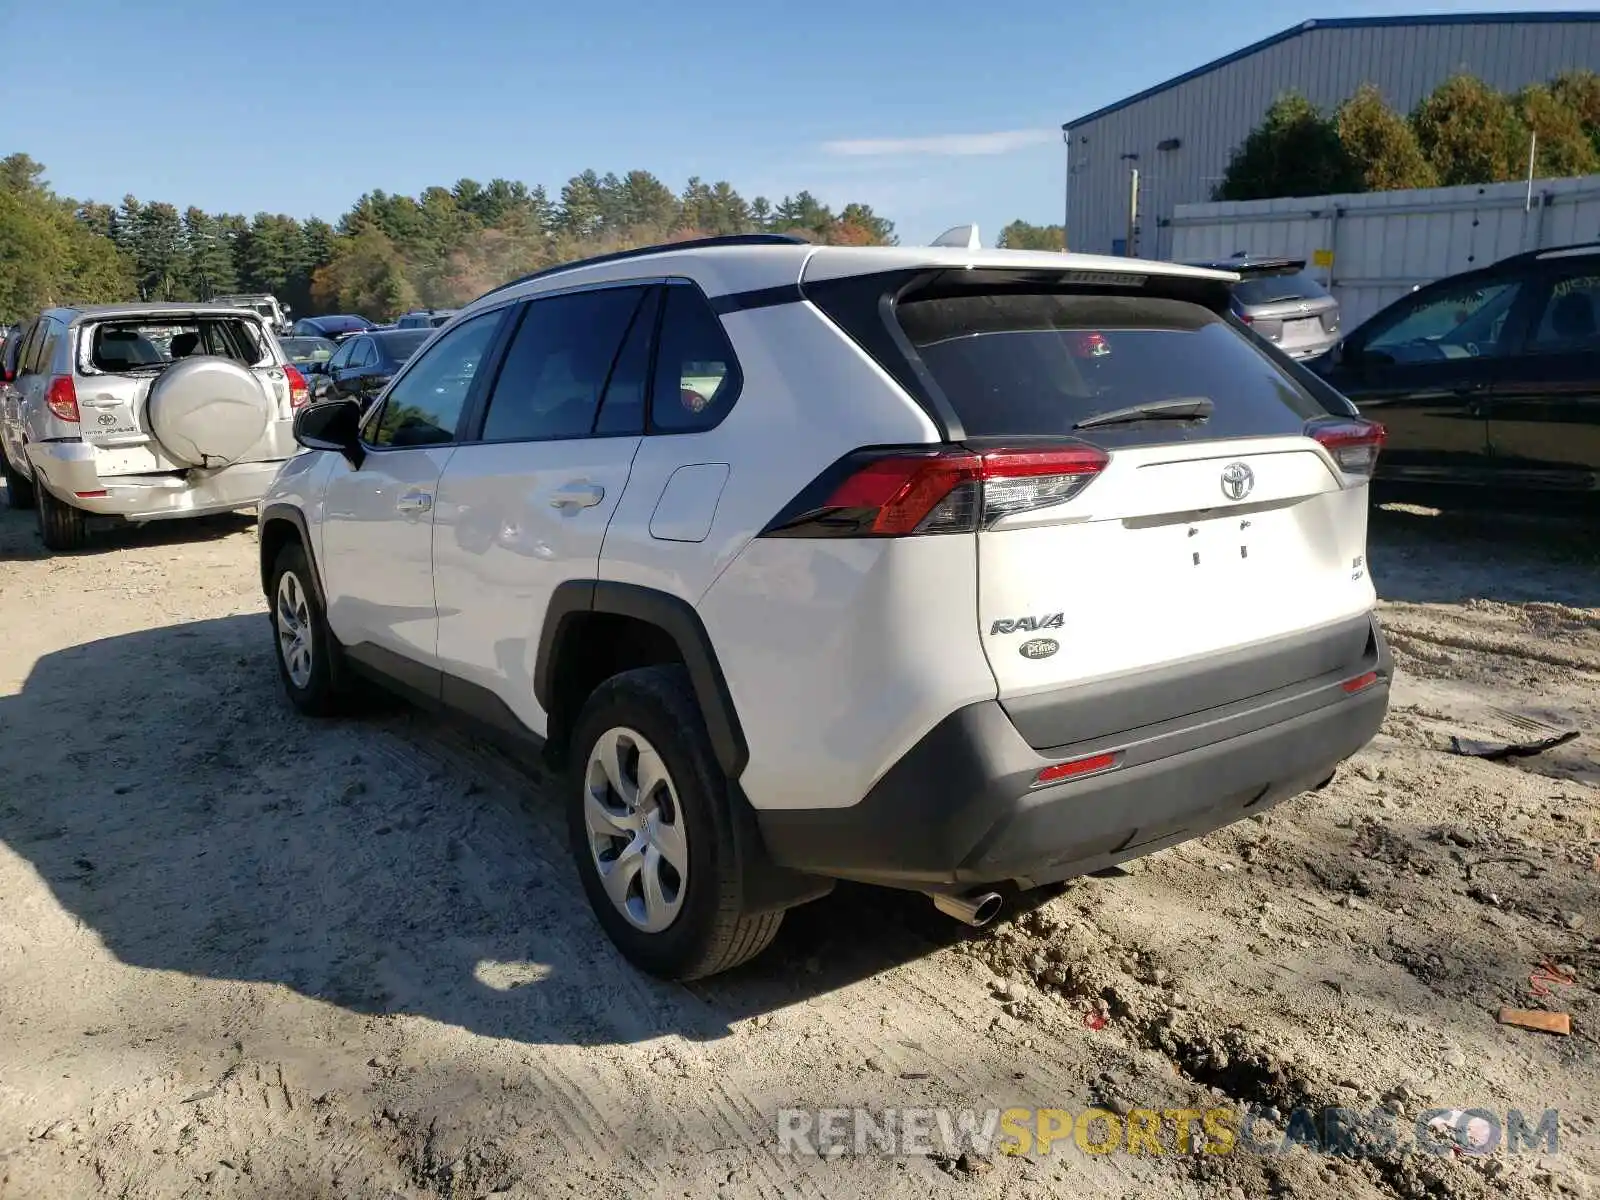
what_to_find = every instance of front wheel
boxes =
[568,665,782,980]
[268,541,349,716]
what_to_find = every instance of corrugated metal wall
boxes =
[1169,174,1600,328]
[1065,19,1600,259]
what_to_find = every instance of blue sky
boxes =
[4,0,1595,246]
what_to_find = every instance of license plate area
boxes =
[1186,513,1261,573]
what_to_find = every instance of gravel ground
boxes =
[0,493,1595,1200]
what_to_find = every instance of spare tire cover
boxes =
[145,356,273,468]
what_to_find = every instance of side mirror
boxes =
[293,397,364,468]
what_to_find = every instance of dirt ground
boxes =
[0,493,1595,1200]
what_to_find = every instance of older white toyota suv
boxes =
[1,303,308,550]
[258,235,1390,979]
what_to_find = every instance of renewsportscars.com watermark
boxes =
[776,1105,1561,1160]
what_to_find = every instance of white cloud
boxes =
[821,129,1056,158]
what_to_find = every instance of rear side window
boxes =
[18,321,46,374]
[1232,270,1329,306]
[896,293,1325,443]
[1528,272,1600,353]
[650,285,741,434]
[479,286,647,442]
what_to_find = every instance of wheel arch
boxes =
[535,580,749,780]
[258,503,325,605]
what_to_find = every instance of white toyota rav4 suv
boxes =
[258,234,1391,980]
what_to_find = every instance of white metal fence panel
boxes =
[1169,175,1600,329]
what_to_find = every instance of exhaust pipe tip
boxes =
[931,890,1004,928]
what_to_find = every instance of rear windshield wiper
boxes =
[1074,397,1214,430]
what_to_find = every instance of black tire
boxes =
[35,482,87,551]
[568,665,782,980]
[1,447,35,510]
[268,540,350,716]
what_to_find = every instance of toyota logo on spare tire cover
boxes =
[1220,461,1254,501]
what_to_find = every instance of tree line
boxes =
[1216,69,1600,202]
[0,153,897,324]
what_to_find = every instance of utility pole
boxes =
[1524,131,1538,212]
[1126,168,1140,258]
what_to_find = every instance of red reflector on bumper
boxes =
[1034,751,1120,787]
[1342,671,1379,693]
[74,490,108,498]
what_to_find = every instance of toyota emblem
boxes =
[1220,462,1255,501]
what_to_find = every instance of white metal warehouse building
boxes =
[1062,11,1600,260]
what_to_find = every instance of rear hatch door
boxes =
[892,280,1379,747]
[75,315,292,474]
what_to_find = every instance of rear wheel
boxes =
[35,482,87,551]
[1,447,35,510]
[568,665,782,980]
[269,541,349,715]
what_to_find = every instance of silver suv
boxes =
[211,293,292,336]
[0,303,309,550]
[1187,256,1341,360]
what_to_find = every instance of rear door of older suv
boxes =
[71,311,298,475]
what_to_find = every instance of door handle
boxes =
[396,489,434,514]
[549,482,605,510]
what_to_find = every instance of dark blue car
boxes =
[290,314,376,342]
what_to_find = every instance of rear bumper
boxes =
[758,617,1390,891]
[1284,336,1339,361]
[27,442,289,519]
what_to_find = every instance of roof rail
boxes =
[1530,241,1600,261]
[472,233,810,304]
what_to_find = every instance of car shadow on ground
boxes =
[0,613,1056,1049]
[1367,497,1600,607]
[0,492,256,562]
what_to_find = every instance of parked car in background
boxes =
[259,234,1389,979]
[0,303,308,549]
[395,308,457,329]
[1186,255,1340,361]
[291,314,375,342]
[0,325,25,500]
[212,294,292,335]
[310,327,431,408]
[1309,242,1600,493]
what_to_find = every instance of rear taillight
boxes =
[284,364,309,409]
[764,445,1109,538]
[1308,417,1386,479]
[46,375,79,422]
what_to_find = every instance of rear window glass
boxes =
[85,318,268,372]
[896,293,1324,442]
[1232,270,1329,306]
[379,331,430,361]
[279,336,336,364]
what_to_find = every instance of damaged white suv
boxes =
[0,303,309,550]
[259,235,1391,980]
